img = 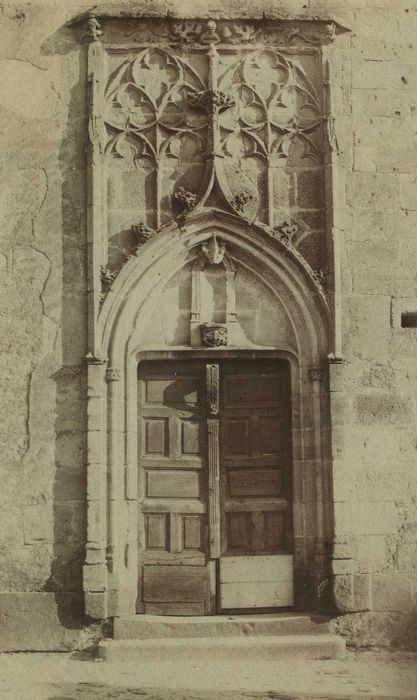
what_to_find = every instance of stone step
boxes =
[99,633,346,663]
[114,613,331,640]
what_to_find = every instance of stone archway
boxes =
[84,214,333,618]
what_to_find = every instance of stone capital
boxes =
[309,366,324,382]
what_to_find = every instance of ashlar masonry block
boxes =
[346,173,399,208]
[399,175,417,210]
[333,574,355,613]
[353,502,398,536]
[23,504,53,544]
[372,573,414,612]
[352,59,407,90]
[83,563,107,593]
[353,574,372,612]
[354,394,413,425]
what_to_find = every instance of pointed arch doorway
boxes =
[87,214,332,620]
[137,352,294,615]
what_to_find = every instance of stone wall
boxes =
[0,0,416,650]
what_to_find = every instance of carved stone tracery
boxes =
[98,18,327,281]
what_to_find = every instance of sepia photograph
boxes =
[0,0,417,697]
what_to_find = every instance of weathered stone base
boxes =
[0,593,106,652]
[330,612,417,650]
[1,594,416,651]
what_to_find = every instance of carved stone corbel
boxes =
[85,352,107,366]
[106,368,120,382]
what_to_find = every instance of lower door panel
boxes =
[219,554,294,609]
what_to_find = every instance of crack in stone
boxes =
[30,243,53,322]
[37,168,49,217]
[49,81,63,115]
[4,56,48,71]
[19,365,34,461]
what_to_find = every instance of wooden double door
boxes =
[137,358,294,615]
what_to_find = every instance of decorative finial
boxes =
[86,11,102,42]
[201,19,220,44]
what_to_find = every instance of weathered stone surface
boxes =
[347,173,400,208]
[372,573,415,613]
[332,611,417,649]
[0,592,103,652]
[354,394,413,425]
[344,295,391,361]
[353,503,398,537]
[353,573,372,612]
[0,0,417,652]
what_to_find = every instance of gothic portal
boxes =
[82,13,347,618]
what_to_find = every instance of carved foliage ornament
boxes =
[270,221,325,290]
[99,18,338,47]
[189,90,235,114]
[131,222,156,250]
[100,265,116,292]
[99,223,157,304]
[174,187,198,214]
[201,324,228,348]
[273,220,298,246]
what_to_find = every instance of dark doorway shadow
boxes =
[41,19,91,637]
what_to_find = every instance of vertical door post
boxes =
[206,364,220,559]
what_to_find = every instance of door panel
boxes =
[138,361,209,614]
[220,554,293,609]
[219,360,293,609]
[138,358,294,614]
